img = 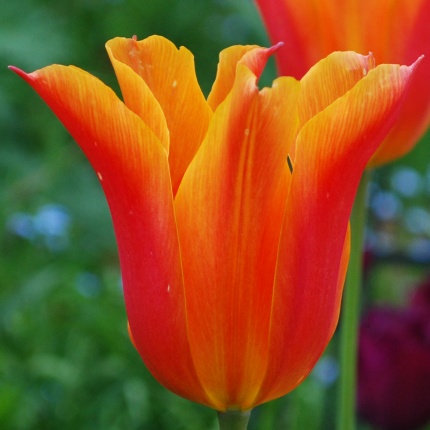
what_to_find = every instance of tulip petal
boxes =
[106,39,170,152]
[256,0,430,167]
[175,53,300,409]
[298,51,375,127]
[370,1,430,165]
[208,44,280,111]
[256,0,338,79]
[11,65,211,406]
[207,45,257,110]
[255,58,420,404]
[256,0,427,76]
[105,36,212,195]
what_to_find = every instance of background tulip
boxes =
[255,0,430,166]
[254,4,430,429]
[11,35,418,426]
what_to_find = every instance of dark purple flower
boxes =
[358,298,430,430]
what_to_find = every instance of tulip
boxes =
[11,36,418,414]
[255,0,430,166]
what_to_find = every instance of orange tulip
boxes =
[255,0,430,166]
[11,36,419,411]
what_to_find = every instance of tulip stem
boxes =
[217,410,251,430]
[337,170,371,430]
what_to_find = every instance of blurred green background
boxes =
[1,1,429,429]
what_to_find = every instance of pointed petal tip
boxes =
[412,54,425,68]
[238,43,285,83]
[263,41,285,59]
[8,65,25,76]
[400,54,424,79]
[270,41,284,53]
[9,66,35,83]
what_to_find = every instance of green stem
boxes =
[337,170,371,430]
[217,410,251,430]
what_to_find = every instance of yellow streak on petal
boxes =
[176,60,300,409]
[208,45,259,111]
[106,40,169,152]
[106,36,212,195]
